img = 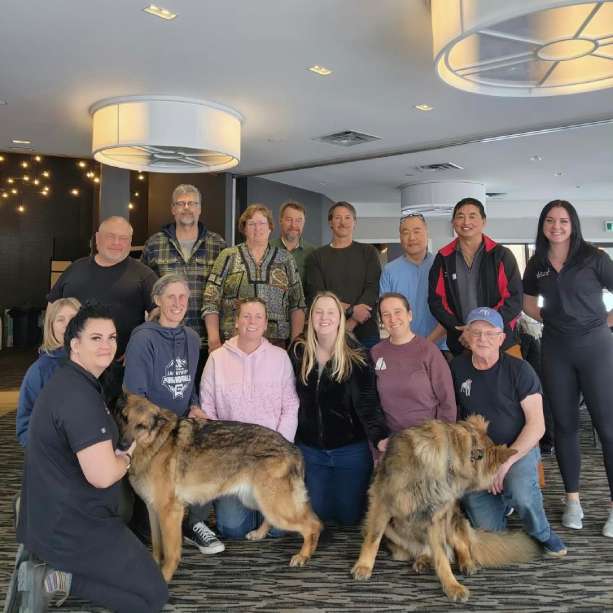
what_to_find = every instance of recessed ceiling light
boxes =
[308,65,333,76]
[11,188,17,194]
[42,170,50,178]
[70,188,80,196]
[33,179,40,185]
[143,4,177,20]
[530,155,542,161]
[23,175,30,181]
[134,191,139,197]
[34,155,42,162]
[415,104,434,112]
[7,178,13,184]
[12,139,31,145]
[93,177,100,184]
[41,190,49,197]
[128,202,134,210]
[86,171,94,178]
[17,205,25,213]
[78,161,87,168]
[138,174,145,181]
[21,161,29,168]
[0,155,4,162]
[2,193,8,198]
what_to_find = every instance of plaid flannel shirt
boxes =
[141,222,226,343]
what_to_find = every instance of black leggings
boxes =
[63,524,168,613]
[541,326,613,500]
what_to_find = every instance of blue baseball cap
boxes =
[465,307,503,329]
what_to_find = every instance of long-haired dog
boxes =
[119,394,322,582]
[351,415,540,601]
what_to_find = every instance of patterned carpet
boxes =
[1,411,612,613]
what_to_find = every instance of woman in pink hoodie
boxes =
[200,297,299,538]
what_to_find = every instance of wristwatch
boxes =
[345,306,354,319]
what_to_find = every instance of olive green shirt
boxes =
[270,236,317,287]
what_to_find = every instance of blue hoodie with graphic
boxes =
[123,321,200,417]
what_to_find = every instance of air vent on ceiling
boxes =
[414,162,464,172]
[315,130,381,147]
[486,192,507,198]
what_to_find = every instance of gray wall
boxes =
[246,177,332,245]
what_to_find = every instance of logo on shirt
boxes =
[536,269,550,279]
[161,358,192,400]
[460,378,472,397]
[374,357,387,371]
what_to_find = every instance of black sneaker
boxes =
[184,522,225,555]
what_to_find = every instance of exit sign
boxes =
[605,221,613,232]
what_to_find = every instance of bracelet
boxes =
[124,452,132,470]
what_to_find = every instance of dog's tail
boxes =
[471,529,541,567]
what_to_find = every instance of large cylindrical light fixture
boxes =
[90,96,243,172]
[431,0,613,96]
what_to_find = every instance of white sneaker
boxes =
[603,508,613,538]
[184,522,225,554]
[562,499,584,530]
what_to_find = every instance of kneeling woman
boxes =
[372,292,456,435]
[200,297,300,538]
[289,291,389,525]
[17,303,168,613]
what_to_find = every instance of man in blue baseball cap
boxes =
[451,307,567,557]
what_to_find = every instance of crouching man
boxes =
[451,307,567,557]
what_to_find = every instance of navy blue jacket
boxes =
[16,347,67,447]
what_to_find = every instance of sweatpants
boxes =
[541,325,613,499]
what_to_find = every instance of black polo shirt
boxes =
[523,250,613,336]
[17,361,120,568]
[48,256,157,356]
[451,353,541,446]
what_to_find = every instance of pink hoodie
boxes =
[199,336,299,442]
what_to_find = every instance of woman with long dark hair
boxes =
[523,200,613,538]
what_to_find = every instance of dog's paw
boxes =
[351,564,373,581]
[289,553,309,567]
[444,583,470,602]
[245,529,266,541]
[412,556,430,574]
[459,562,477,576]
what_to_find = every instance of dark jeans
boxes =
[297,440,373,525]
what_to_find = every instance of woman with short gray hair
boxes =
[123,273,225,555]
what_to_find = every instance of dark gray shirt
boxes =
[455,242,484,322]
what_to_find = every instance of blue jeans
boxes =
[462,447,551,542]
[214,496,284,539]
[298,440,373,526]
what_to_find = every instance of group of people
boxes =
[11,185,613,612]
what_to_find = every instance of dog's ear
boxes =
[466,414,489,434]
[494,445,517,465]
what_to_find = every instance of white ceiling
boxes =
[1,0,612,208]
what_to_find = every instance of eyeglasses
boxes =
[468,330,502,340]
[173,200,200,209]
[400,212,425,222]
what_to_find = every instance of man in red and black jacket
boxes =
[428,198,523,356]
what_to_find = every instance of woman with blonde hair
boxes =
[289,291,389,525]
[203,203,305,350]
[16,297,80,446]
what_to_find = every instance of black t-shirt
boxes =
[451,353,541,446]
[523,250,613,336]
[48,256,157,355]
[17,361,120,568]
[305,242,381,341]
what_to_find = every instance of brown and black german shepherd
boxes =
[119,394,322,582]
[351,415,540,602]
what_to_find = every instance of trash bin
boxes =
[8,307,42,348]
